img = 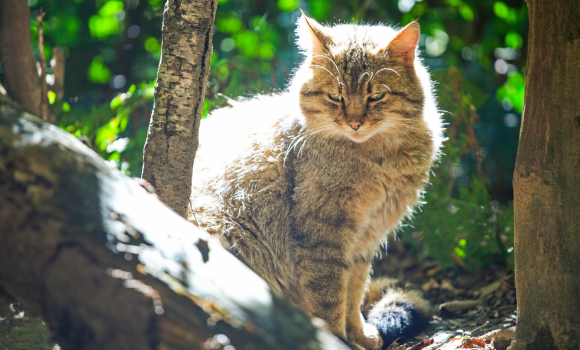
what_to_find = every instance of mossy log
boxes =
[0,95,350,350]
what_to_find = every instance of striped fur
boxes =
[189,15,442,350]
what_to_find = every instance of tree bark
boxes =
[50,47,66,101]
[142,0,217,217]
[512,1,580,349]
[0,95,351,350]
[0,0,41,116]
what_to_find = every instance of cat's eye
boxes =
[368,92,386,102]
[328,94,342,102]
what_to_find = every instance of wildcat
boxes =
[189,14,443,350]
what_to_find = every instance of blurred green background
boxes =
[7,0,527,271]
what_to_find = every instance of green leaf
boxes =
[88,1,124,39]
[497,71,525,113]
[99,1,124,16]
[411,1,427,17]
[110,94,122,109]
[217,17,243,33]
[505,31,523,49]
[311,0,332,19]
[95,120,119,151]
[118,112,130,132]
[234,31,259,57]
[258,42,275,60]
[460,5,474,22]
[87,55,111,84]
[89,15,119,39]
[144,36,160,52]
[493,2,508,18]
[493,1,518,23]
[62,102,70,112]
[454,247,465,258]
[277,0,299,12]
[47,91,56,104]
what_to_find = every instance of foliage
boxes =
[5,0,528,271]
[402,68,515,271]
[57,82,154,175]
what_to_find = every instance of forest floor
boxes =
[374,240,517,350]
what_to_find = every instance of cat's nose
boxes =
[348,121,363,130]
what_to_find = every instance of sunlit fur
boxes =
[189,15,443,350]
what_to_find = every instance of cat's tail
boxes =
[363,277,431,348]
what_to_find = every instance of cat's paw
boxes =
[351,337,382,350]
[351,322,383,350]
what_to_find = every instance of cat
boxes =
[189,13,443,350]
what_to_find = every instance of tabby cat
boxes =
[189,14,443,350]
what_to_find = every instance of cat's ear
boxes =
[383,21,420,65]
[296,11,332,57]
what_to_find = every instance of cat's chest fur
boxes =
[291,135,428,259]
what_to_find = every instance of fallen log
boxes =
[0,95,350,350]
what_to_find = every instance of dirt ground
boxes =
[373,239,517,350]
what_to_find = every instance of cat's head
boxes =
[292,14,428,143]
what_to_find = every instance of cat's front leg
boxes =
[346,259,382,350]
[295,243,349,340]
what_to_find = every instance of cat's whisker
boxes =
[290,126,339,158]
[363,72,375,88]
[375,67,401,78]
[298,137,308,157]
[305,127,333,138]
[312,55,340,76]
[311,65,340,85]
[358,71,370,82]
[437,109,452,115]
[381,84,392,92]
[284,135,306,165]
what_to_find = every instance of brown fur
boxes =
[189,15,443,350]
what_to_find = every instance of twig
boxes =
[470,320,489,334]
[50,47,65,100]
[36,9,50,122]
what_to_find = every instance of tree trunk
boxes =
[512,1,580,349]
[0,0,41,116]
[0,95,351,350]
[142,0,217,217]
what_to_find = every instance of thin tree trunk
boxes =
[50,47,66,101]
[142,0,217,217]
[0,0,41,116]
[512,1,580,349]
[0,95,351,350]
[36,9,51,123]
